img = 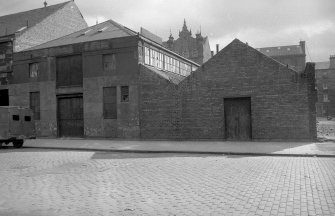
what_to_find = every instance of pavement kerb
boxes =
[22,146,335,158]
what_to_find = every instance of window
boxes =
[24,116,31,121]
[30,92,40,120]
[12,115,19,121]
[150,49,155,66]
[103,87,117,119]
[103,54,116,71]
[323,94,329,102]
[29,63,39,78]
[144,47,150,64]
[121,86,129,102]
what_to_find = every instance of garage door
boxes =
[224,97,251,140]
[58,96,83,137]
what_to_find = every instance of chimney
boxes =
[44,1,47,7]
[330,55,335,69]
[300,41,306,54]
[216,44,219,54]
[211,51,214,57]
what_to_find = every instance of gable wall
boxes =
[15,2,87,52]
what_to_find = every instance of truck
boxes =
[0,106,36,148]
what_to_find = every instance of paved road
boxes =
[0,148,334,216]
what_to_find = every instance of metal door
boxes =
[224,97,251,140]
[58,96,83,137]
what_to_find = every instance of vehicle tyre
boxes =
[13,140,24,148]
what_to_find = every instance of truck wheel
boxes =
[13,140,24,148]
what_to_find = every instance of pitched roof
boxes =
[257,44,304,57]
[315,61,330,70]
[142,64,186,85]
[0,1,70,37]
[26,19,137,51]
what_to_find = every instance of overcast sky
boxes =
[1,0,335,62]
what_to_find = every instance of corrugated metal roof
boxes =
[315,61,330,70]
[0,1,70,37]
[257,45,304,56]
[26,19,137,51]
[142,64,186,85]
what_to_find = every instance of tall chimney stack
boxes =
[216,44,219,54]
[300,41,306,55]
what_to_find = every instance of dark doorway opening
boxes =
[57,95,83,137]
[224,97,252,140]
[0,89,9,106]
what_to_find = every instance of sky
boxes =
[1,0,335,62]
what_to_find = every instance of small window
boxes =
[25,116,31,121]
[29,63,39,78]
[323,94,329,102]
[121,86,129,102]
[12,115,19,121]
[103,54,116,71]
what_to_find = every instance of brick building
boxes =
[163,20,211,65]
[9,20,199,138]
[257,41,306,72]
[141,39,316,140]
[0,1,87,104]
[315,55,335,117]
[8,17,316,140]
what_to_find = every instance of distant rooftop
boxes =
[257,42,305,57]
[0,1,71,37]
[315,61,330,70]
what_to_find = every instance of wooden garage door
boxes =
[58,96,83,137]
[224,97,251,140]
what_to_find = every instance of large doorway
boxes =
[224,97,251,140]
[57,95,83,137]
[0,89,9,106]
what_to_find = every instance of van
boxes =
[0,106,36,148]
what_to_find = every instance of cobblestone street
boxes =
[0,149,334,216]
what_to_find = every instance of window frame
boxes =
[120,86,129,103]
[29,62,39,78]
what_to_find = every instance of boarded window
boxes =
[29,63,39,78]
[30,92,40,120]
[103,54,116,71]
[121,86,129,102]
[56,55,82,87]
[103,87,117,119]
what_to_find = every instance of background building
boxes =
[0,1,87,104]
[163,20,211,65]
[257,41,306,72]
[315,55,335,117]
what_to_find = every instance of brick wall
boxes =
[139,65,181,139]
[140,39,317,140]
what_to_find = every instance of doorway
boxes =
[224,97,251,140]
[57,95,83,137]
